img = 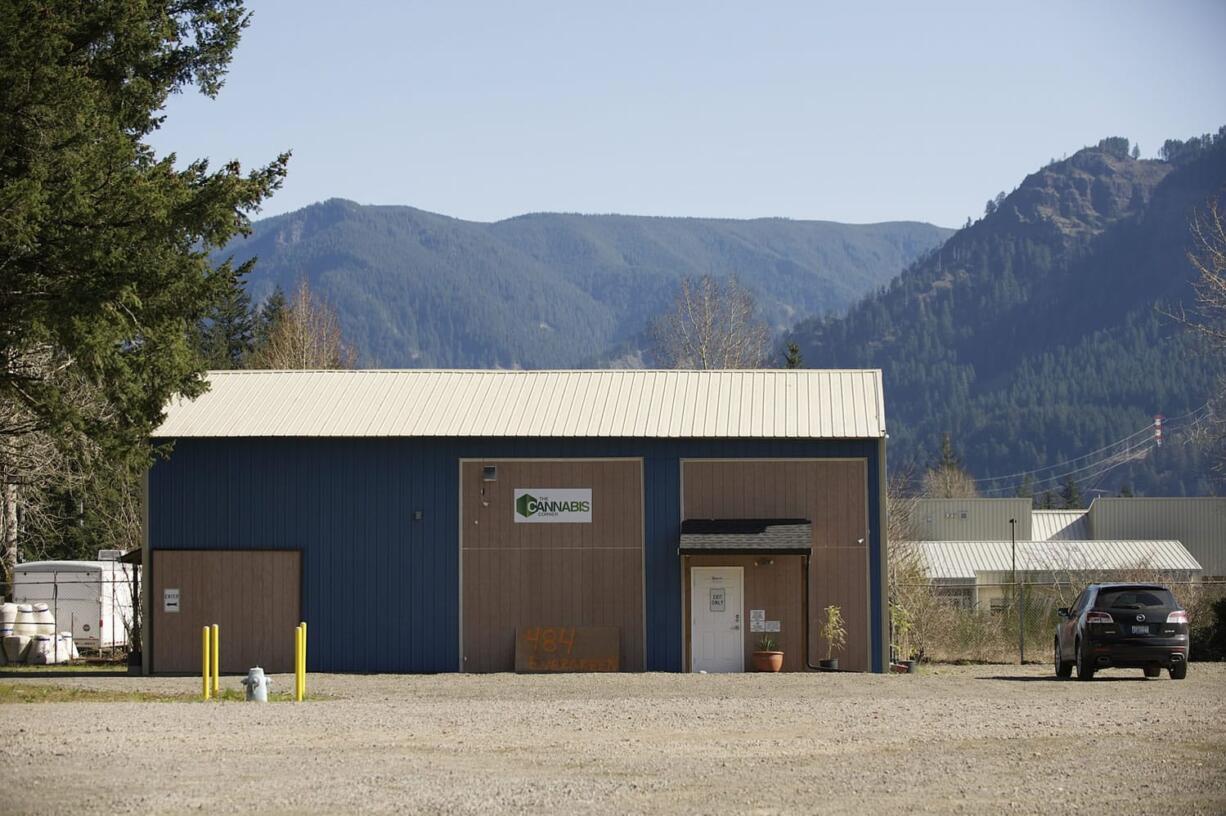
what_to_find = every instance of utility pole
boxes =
[1010,517,1024,664]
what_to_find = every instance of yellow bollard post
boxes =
[211,624,220,696]
[202,626,211,701]
[300,621,307,700]
[294,623,302,702]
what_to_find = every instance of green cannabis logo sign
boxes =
[513,489,593,523]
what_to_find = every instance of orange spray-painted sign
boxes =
[515,626,620,672]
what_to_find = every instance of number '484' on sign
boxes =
[521,626,576,655]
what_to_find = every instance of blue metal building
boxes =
[144,370,888,674]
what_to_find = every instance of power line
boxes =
[970,402,1210,485]
[980,442,1154,496]
[974,403,1212,497]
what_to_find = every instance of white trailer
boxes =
[12,560,135,649]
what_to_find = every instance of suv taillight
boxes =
[1167,610,1188,624]
[1086,611,1114,624]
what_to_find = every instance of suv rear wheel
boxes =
[1169,661,1187,680]
[1054,639,1072,678]
[1143,665,1160,678]
[1075,638,1095,681]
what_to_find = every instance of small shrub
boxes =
[1190,594,1226,661]
[821,605,846,661]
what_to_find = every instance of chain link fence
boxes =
[3,567,137,664]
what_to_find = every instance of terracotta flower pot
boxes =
[751,650,784,672]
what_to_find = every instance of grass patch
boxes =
[0,682,307,704]
[1,662,127,675]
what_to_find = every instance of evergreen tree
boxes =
[1059,476,1084,509]
[198,266,256,369]
[784,342,803,369]
[255,285,288,353]
[0,2,288,577]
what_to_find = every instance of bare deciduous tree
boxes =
[921,434,980,498]
[1172,190,1226,473]
[650,276,769,369]
[1187,192,1226,342]
[249,280,357,370]
[1,346,122,593]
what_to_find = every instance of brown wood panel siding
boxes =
[461,460,644,672]
[683,555,806,671]
[151,551,300,674]
[809,547,868,670]
[681,460,870,671]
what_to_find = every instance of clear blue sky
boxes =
[149,0,1226,228]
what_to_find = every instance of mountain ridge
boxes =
[222,201,951,368]
[788,130,1226,495]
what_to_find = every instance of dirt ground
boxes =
[2,664,1224,815]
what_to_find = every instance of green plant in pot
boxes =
[751,634,784,672]
[819,605,846,670]
[891,600,917,673]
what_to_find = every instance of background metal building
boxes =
[144,369,889,674]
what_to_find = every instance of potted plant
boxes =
[751,635,784,672]
[891,601,917,673]
[819,604,845,670]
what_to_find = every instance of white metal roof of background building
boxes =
[912,539,1202,580]
[154,369,886,439]
[1032,510,1091,541]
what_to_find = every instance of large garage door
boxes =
[152,550,300,674]
[461,460,644,672]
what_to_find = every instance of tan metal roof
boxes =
[1031,510,1090,541]
[913,539,1203,580]
[153,369,886,439]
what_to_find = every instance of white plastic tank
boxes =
[13,604,37,638]
[57,631,79,660]
[3,634,31,663]
[32,602,56,636]
[27,634,55,664]
[0,602,16,637]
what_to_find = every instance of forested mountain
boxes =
[789,130,1226,496]
[221,203,950,368]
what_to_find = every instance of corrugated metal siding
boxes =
[149,437,884,673]
[153,369,886,440]
[914,499,1032,542]
[916,539,1202,580]
[1088,497,1226,577]
[1032,510,1090,541]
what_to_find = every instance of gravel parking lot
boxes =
[2,664,1224,814]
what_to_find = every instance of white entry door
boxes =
[691,566,744,673]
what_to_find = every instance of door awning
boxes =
[679,519,813,555]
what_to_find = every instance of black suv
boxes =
[1054,583,1189,680]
